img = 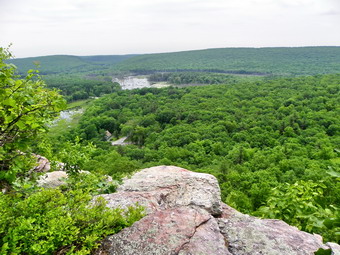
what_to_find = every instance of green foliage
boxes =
[7,54,136,75]
[32,136,97,179]
[0,49,136,254]
[314,248,332,255]
[43,74,121,102]
[61,171,118,195]
[256,180,339,242]
[8,55,97,75]
[55,137,96,174]
[0,47,66,185]
[60,74,340,242]
[10,45,339,244]
[84,149,141,179]
[66,99,93,110]
[0,182,145,254]
[115,47,340,75]
[8,47,340,77]
[148,71,263,85]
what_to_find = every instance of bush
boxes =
[256,180,339,243]
[0,47,66,185]
[0,182,144,254]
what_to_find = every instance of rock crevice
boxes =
[176,215,211,254]
[95,165,339,255]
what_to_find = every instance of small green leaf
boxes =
[314,248,331,255]
[16,120,26,129]
[326,170,340,178]
[3,98,16,107]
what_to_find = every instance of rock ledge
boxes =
[95,166,339,255]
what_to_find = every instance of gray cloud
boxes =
[321,10,340,16]
[0,0,339,57]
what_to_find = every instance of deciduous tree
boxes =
[0,47,66,185]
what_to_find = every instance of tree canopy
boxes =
[59,74,340,242]
[0,47,66,185]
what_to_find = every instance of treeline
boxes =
[0,48,144,254]
[8,54,136,75]
[148,72,264,85]
[9,55,101,75]
[43,74,121,102]
[55,74,340,242]
[9,47,340,77]
[115,47,340,75]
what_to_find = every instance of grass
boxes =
[47,99,94,139]
[66,98,93,110]
[47,115,82,139]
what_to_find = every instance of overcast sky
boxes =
[1,0,339,58]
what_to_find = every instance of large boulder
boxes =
[101,165,221,215]
[32,154,51,172]
[95,166,339,255]
[98,207,230,255]
[37,170,113,188]
[37,171,68,188]
[218,204,330,255]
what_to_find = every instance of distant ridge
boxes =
[114,46,340,76]
[80,54,138,64]
[8,54,137,75]
[8,46,340,76]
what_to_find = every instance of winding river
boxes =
[54,76,167,126]
[113,76,168,90]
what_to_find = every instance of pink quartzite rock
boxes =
[37,171,68,188]
[33,154,51,172]
[95,165,340,255]
[103,165,222,216]
[97,207,230,255]
[218,204,328,255]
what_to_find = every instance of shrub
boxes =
[0,183,144,254]
[256,180,339,243]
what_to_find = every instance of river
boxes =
[51,108,84,126]
[54,76,167,126]
[113,76,168,90]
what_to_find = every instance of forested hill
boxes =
[63,74,339,242]
[114,46,340,75]
[8,46,340,76]
[8,54,137,75]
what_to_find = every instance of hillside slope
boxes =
[95,165,340,255]
[8,47,340,76]
[114,46,340,75]
[9,54,136,74]
[69,74,339,242]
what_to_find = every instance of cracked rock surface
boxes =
[95,165,340,255]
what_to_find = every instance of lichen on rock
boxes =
[93,165,339,255]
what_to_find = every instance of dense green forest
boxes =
[43,74,121,101]
[0,48,144,254]
[48,74,340,242]
[114,47,340,75]
[1,46,340,253]
[9,47,340,76]
[8,54,136,75]
[8,46,340,103]
[148,71,265,85]
[8,55,135,102]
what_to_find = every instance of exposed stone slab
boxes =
[97,207,230,255]
[115,165,222,215]
[95,165,340,255]
[218,203,327,255]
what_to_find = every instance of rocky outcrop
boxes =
[94,166,339,255]
[37,171,68,188]
[218,204,330,255]
[32,154,51,172]
[37,170,114,188]
[103,165,222,215]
